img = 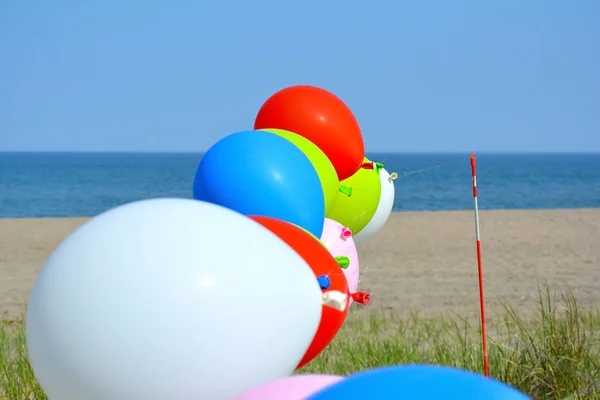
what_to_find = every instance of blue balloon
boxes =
[193,130,325,237]
[307,365,530,400]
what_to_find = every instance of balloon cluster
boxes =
[25,85,529,399]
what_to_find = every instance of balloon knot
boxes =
[340,227,352,240]
[339,185,352,196]
[335,256,350,269]
[388,172,398,182]
[317,275,331,290]
[361,162,375,170]
[351,292,370,305]
[374,162,384,174]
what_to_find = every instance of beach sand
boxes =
[1,209,599,320]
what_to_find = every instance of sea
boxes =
[0,152,599,218]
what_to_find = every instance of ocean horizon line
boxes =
[2,150,600,156]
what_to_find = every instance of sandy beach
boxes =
[1,209,599,320]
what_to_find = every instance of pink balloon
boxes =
[232,375,343,400]
[320,218,360,303]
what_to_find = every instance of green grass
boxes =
[2,288,599,400]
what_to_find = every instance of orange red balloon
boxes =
[249,215,349,369]
[254,85,364,181]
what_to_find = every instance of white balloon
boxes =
[353,168,396,245]
[26,198,323,400]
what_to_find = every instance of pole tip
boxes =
[470,153,476,167]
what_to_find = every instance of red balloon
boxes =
[249,215,349,369]
[254,85,365,181]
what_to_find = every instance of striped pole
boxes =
[470,153,489,378]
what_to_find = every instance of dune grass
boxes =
[2,288,599,400]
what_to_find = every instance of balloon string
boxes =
[358,264,369,284]
[396,156,468,179]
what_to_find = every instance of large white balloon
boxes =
[352,168,396,245]
[26,198,323,400]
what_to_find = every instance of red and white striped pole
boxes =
[470,153,489,378]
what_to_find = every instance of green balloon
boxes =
[326,157,381,235]
[259,128,339,216]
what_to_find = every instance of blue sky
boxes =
[1,1,599,153]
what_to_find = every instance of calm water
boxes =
[1,152,599,218]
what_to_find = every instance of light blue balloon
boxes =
[307,365,530,400]
[193,130,325,238]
